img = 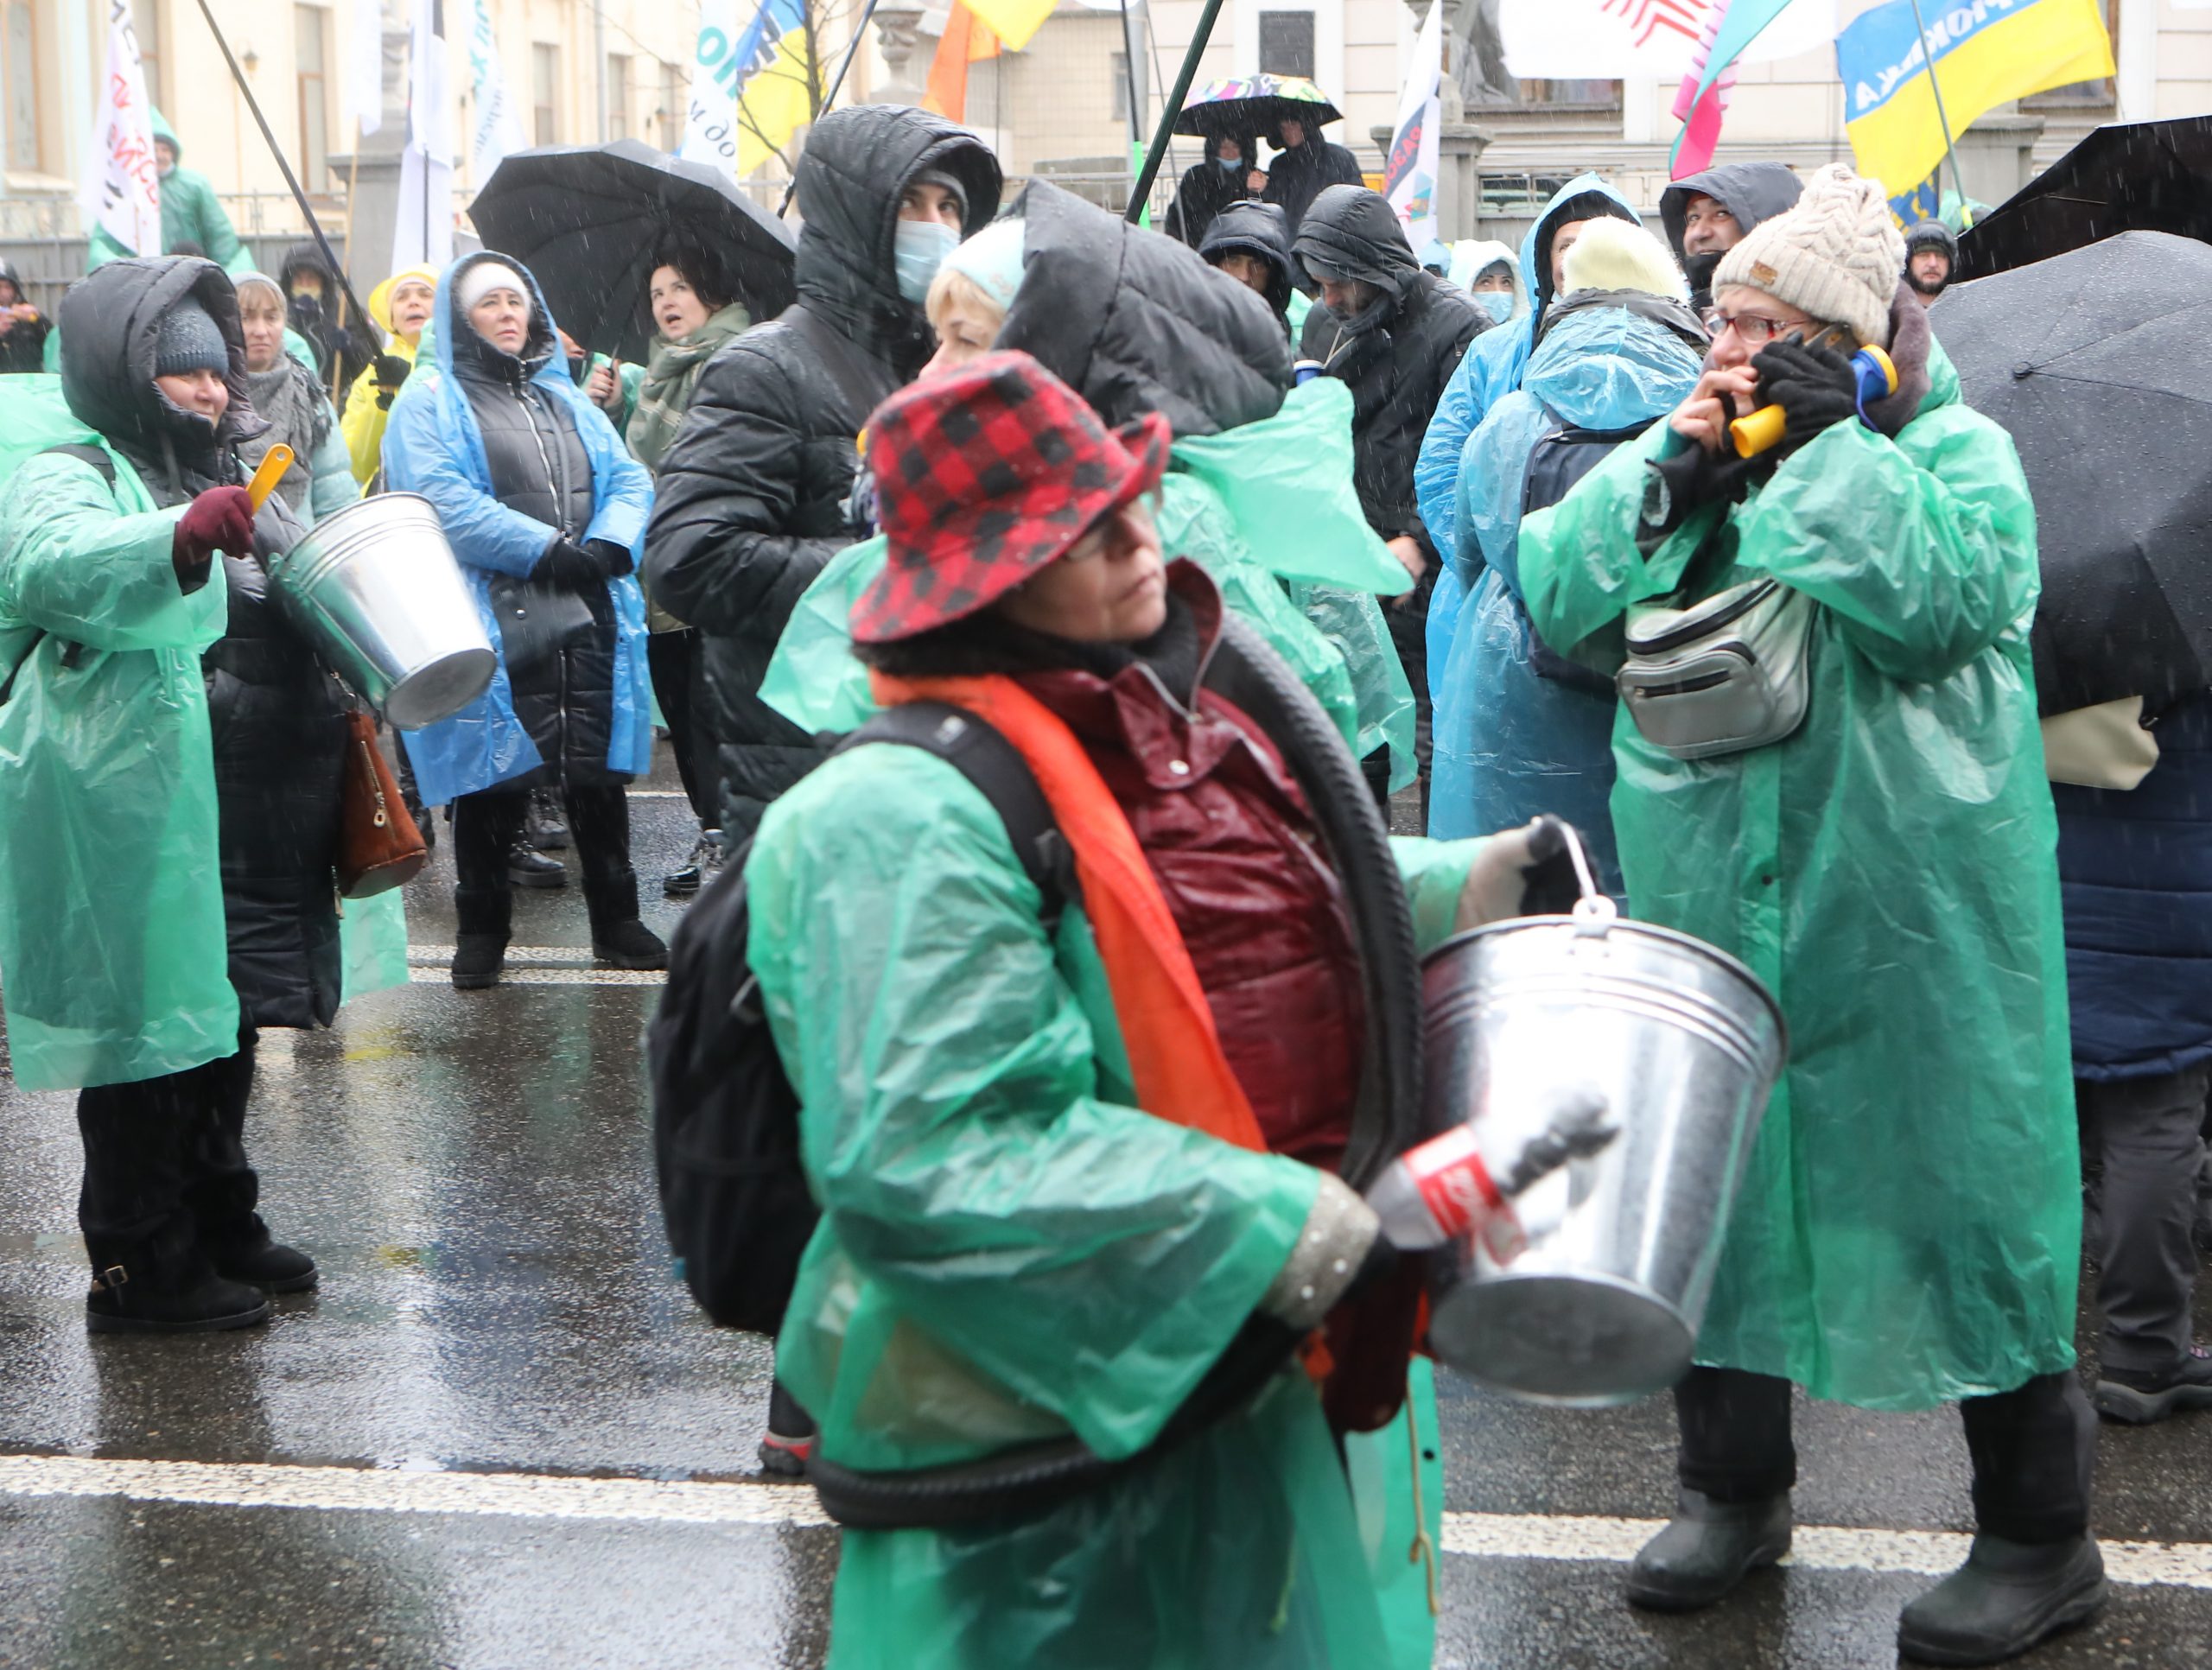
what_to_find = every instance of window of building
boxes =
[2023,0,2117,108]
[132,0,165,113]
[1256,10,1314,80]
[532,43,560,145]
[607,53,631,140]
[296,4,330,188]
[659,61,683,149]
[4,0,38,172]
[1110,51,1147,125]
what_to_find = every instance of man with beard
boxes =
[1905,220,1958,303]
[1659,162,1803,313]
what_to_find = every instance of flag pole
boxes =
[1902,0,1970,226]
[190,0,384,346]
[1128,0,1226,222]
[779,0,888,216]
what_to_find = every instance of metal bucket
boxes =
[270,493,496,729]
[1421,852,1787,1406]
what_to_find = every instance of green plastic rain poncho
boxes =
[1515,337,2079,1411]
[760,379,1419,789]
[0,376,235,1089]
[87,111,251,276]
[746,738,1484,1666]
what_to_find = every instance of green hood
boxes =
[151,107,180,162]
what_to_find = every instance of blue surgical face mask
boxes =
[895,219,960,304]
[1217,156,1242,173]
[1477,289,1515,324]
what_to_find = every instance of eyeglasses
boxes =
[1698,309,1810,346]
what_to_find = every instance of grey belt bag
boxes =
[1618,577,1814,760]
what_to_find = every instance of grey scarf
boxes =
[240,357,332,515]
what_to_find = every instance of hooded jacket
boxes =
[1413,174,1640,568]
[277,238,372,390]
[86,111,250,276]
[0,258,48,374]
[1198,200,1297,327]
[642,105,1001,839]
[1262,127,1365,242]
[1659,162,1804,308]
[341,264,440,486]
[1446,238,1528,322]
[1517,290,2078,1411]
[1164,130,1259,249]
[1294,186,1486,558]
[385,251,654,807]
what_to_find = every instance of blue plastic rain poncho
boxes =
[381,257,652,807]
[1516,334,2078,1410]
[1412,175,1641,568]
[1429,303,1704,879]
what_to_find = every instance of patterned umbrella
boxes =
[1173,74,1343,143]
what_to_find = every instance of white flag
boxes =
[348,0,386,137]
[682,0,744,172]
[463,0,524,180]
[1384,0,1444,251]
[79,0,162,257]
[394,0,454,272]
[1499,0,1834,80]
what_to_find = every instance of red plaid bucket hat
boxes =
[850,350,1173,645]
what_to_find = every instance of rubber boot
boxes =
[1625,1488,1793,1611]
[1897,1534,2107,1666]
[585,871,668,971]
[86,1219,270,1335]
[452,886,511,990]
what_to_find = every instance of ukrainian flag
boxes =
[1839,0,2114,220]
[696,0,819,175]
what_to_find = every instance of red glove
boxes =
[173,485,256,583]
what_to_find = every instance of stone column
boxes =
[1370,124,1495,242]
[874,7,928,108]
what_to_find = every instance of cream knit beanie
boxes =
[1710,163,1905,349]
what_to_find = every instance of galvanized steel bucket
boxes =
[1420,836,1787,1406]
[271,494,496,729]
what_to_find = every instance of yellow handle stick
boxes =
[245,443,296,511]
[1729,346,1898,460]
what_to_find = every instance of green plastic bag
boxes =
[1344,1357,1445,1670]
[339,886,411,1004]
[0,375,235,1089]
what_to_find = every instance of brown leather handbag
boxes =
[337,710,428,898]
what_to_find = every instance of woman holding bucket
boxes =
[1517,165,2095,1665]
[382,252,660,990]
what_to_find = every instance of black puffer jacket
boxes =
[1198,200,1298,331]
[1262,132,1364,242]
[446,251,625,791]
[644,105,1001,837]
[1294,186,1486,557]
[278,238,372,388]
[997,180,1290,436]
[0,257,48,374]
[60,256,348,1028]
[1163,131,1257,248]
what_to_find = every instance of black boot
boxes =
[86,1222,270,1336]
[2094,1345,2212,1425]
[453,887,510,990]
[586,873,669,970]
[1897,1534,2107,1666]
[206,1213,318,1294]
[527,788,570,851]
[760,1377,817,1479]
[1626,1488,1792,1611]
[508,841,567,889]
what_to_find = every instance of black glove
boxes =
[1752,338,1860,457]
[533,538,604,588]
[372,353,411,410]
[583,537,634,579]
[1518,815,1589,916]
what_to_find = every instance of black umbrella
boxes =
[467,140,797,363]
[1937,231,2212,715]
[1954,117,2212,283]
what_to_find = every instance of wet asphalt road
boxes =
[1,744,2210,1668]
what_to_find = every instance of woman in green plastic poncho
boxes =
[1516,166,2099,1666]
[747,352,1572,1668]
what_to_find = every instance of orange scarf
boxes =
[869,670,1266,1154]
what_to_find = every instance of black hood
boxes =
[1291,185,1418,298]
[1905,219,1959,261]
[444,250,560,385]
[792,104,1001,371]
[58,256,267,477]
[277,238,337,293]
[995,180,1290,438]
[0,257,21,298]
[1199,200,1295,317]
[1659,163,1803,259]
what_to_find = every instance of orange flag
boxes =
[924,1,1001,123]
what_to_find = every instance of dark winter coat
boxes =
[278,239,372,390]
[61,255,348,1028]
[448,263,626,791]
[1198,200,1297,327]
[1262,134,1365,243]
[1294,186,1486,558]
[997,179,1290,436]
[0,258,49,375]
[1659,162,1804,310]
[643,105,1001,837]
[2056,693,2212,1082]
[1163,131,1258,248]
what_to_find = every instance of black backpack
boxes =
[646,701,1072,1334]
[1516,416,1649,695]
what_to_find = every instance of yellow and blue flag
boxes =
[683,0,820,177]
[1838,0,2114,221]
